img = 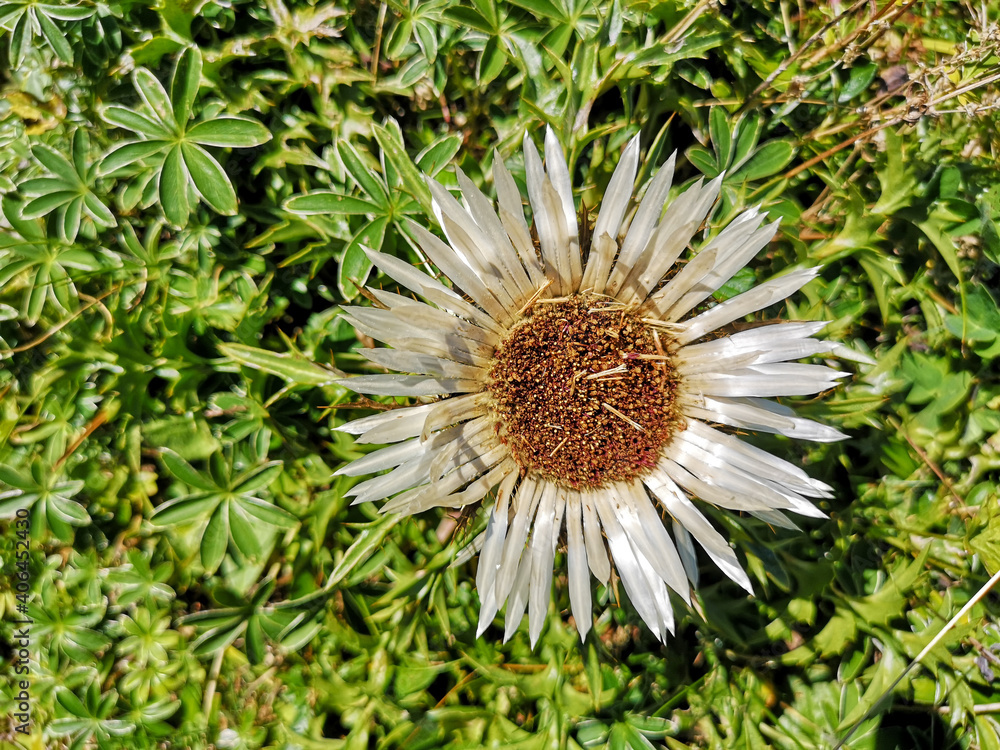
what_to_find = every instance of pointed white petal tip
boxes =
[830,342,877,366]
[332,421,364,435]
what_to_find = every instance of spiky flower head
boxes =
[335,128,849,645]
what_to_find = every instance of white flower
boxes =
[334,128,849,645]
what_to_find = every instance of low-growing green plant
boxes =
[1,1,1000,749]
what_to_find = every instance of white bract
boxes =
[334,129,849,645]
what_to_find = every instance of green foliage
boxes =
[1,1,1000,749]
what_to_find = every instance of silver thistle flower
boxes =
[334,128,849,645]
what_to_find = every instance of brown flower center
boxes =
[487,294,681,489]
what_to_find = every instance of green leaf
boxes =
[245,616,266,664]
[192,622,245,656]
[0,466,34,490]
[56,688,89,717]
[478,35,506,86]
[31,144,79,184]
[49,496,90,526]
[385,17,413,60]
[133,67,177,131]
[238,496,298,529]
[208,451,229,488]
[944,287,1000,350]
[217,342,343,387]
[201,503,229,573]
[102,106,174,139]
[414,22,438,62]
[10,13,31,69]
[24,265,48,325]
[40,4,94,21]
[838,61,878,103]
[228,502,263,559]
[327,514,400,588]
[339,217,385,299]
[284,192,380,215]
[872,128,919,215]
[338,140,389,204]
[443,6,493,33]
[686,145,719,178]
[180,142,238,215]
[916,206,963,280]
[507,0,562,20]
[100,140,169,176]
[1,196,43,239]
[159,145,191,227]
[170,45,202,125]
[35,8,73,63]
[709,106,733,168]
[151,494,220,526]
[21,191,76,218]
[186,117,272,148]
[82,191,116,228]
[70,127,87,174]
[233,462,283,494]
[159,449,218,492]
[731,113,764,171]
[371,119,433,214]
[730,138,796,182]
[18,177,71,196]
[415,135,462,175]
[60,195,83,241]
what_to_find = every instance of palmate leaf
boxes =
[18,132,116,240]
[0,1,93,67]
[97,46,270,227]
[154,447,293,572]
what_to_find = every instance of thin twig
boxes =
[371,1,387,80]
[741,0,871,110]
[55,409,110,470]
[0,285,121,360]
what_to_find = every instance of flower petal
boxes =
[676,267,821,345]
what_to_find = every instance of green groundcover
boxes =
[2,1,1000,748]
